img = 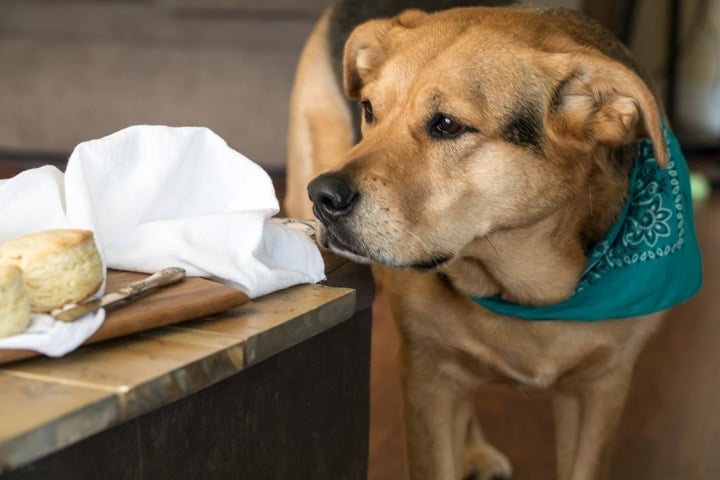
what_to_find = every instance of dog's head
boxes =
[308,6,667,296]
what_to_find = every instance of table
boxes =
[0,259,374,479]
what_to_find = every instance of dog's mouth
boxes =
[317,224,452,271]
[318,226,375,265]
[408,255,452,271]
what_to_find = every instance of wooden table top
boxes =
[0,283,356,474]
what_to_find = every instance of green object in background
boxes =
[690,172,712,202]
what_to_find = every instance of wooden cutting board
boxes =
[0,270,250,365]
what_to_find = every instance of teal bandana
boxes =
[473,126,703,321]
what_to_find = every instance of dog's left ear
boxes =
[548,54,668,167]
[343,19,391,99]
[343,9,430,99]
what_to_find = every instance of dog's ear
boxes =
[548,54,668,167]
[394,8,431,28]
[343,19,391,99]
[343,10,430,99]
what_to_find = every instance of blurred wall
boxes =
[0,0,331,171]
[1,0,585,171]
[629,0,720,147]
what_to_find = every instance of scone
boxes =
[0,264,32,337]
[0,229,104,312]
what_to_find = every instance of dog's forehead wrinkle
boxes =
[376,21,485,98]
[373,36,547,136]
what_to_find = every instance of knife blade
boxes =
[52,267,187,322]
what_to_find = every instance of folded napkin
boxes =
[0,125,325,356]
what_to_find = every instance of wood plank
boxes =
[0,284,353,424]
[0,283,357,473]
[86,270,250,344]
[176,283,355,365]
[1,309,372,480]
[0,372,118,473]
[1,329,245,420]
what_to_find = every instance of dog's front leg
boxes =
[461,400,512,480]
[399,346,511,480]
[400,347,462,480]
[555,366,634,480]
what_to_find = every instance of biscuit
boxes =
[0,264,32,337]
[0,229,104,312]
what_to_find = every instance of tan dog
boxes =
[286,3,696,480]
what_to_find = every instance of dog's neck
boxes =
[443,213,588,305]
[443,146,634,307]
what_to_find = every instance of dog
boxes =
[285,2,703,479]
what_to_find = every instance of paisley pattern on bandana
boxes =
[473,125,703,321]
[577,130,687,293]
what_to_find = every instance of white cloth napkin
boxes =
[0,125,325,356]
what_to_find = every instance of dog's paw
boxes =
[463,443,512,480]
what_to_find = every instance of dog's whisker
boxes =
[404,228,432,252]
[484,237,501,260]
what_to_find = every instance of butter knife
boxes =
[52,267,187,322]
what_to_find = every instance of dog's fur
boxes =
[285,2,669,479]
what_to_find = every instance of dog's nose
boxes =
[308,172,358,222]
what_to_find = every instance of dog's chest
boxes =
[394,281,565,388]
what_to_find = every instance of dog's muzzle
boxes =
[307,172,359,224]
[307,171,453,270]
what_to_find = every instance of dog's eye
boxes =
[360,100,374,124]
[429,114,467,138]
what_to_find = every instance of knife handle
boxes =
[121,267,187,298]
